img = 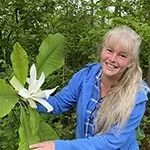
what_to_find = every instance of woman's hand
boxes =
[29,141,55,150]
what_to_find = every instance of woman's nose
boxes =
[109,53,117,62]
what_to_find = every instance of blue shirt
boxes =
[85,70,102,137]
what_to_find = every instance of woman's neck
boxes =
[100,74,119,98]
[101,73,119,88]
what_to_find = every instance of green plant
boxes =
[0,33,65,150]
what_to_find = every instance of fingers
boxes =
[29,141,55,150]
[29,143,40,149]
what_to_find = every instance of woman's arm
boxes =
[30,102,146,150]
[53,102,146,150]
[36,67,88,114]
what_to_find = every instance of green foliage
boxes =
[0,0,150,149]
[41,110,76,140]
[140,114,150,149]
[0,33,65,149]
[0,108,20,150]
[0,79,18,118]
[11,42,28,85]
[36,33,65,78]
[136,127,145,145]
[18,106,59,150]
[18,106,39,150]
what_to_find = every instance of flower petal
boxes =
[31,97,53,112]
[33,72,45,93]
[28,64,37,91]
[10,76,24,91]
[32,86,58,99]
[28,99,37,109]
[44,86,59,98]
[18,88,30,99]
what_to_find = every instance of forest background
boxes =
[0,0,150,149]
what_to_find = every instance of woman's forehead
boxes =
[105,37,132,53]
[106,45,129,53]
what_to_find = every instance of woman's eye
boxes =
[106,49,112,53]
[119,54,127,58]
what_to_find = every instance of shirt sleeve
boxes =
[55,101,147,150]
[36,68,88,114]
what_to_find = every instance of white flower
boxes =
[10,64,57,112]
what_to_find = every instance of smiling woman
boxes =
[95,26,144,135]
[30,25,150,150]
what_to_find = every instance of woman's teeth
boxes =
[107,63,115,68]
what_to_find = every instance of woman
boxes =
[30,25,149,150]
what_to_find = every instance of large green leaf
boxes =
[36,33,65,77]
[30,108,59,141]
[18,106,59,150]
[11,42,28,85]
[18,106,40,150]
[0,79,18,118]
[39,121,59,141]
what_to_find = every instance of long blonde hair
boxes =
[95,25,142,134]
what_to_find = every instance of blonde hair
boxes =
[95,25,142,134]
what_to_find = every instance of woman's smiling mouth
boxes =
[106,62,118,69]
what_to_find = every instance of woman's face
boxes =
[101,42,132,79]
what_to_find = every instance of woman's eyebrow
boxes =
[106,46,128,54]
[106,45,113,49]
[120,50,129,55]
[120,51,127,54]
